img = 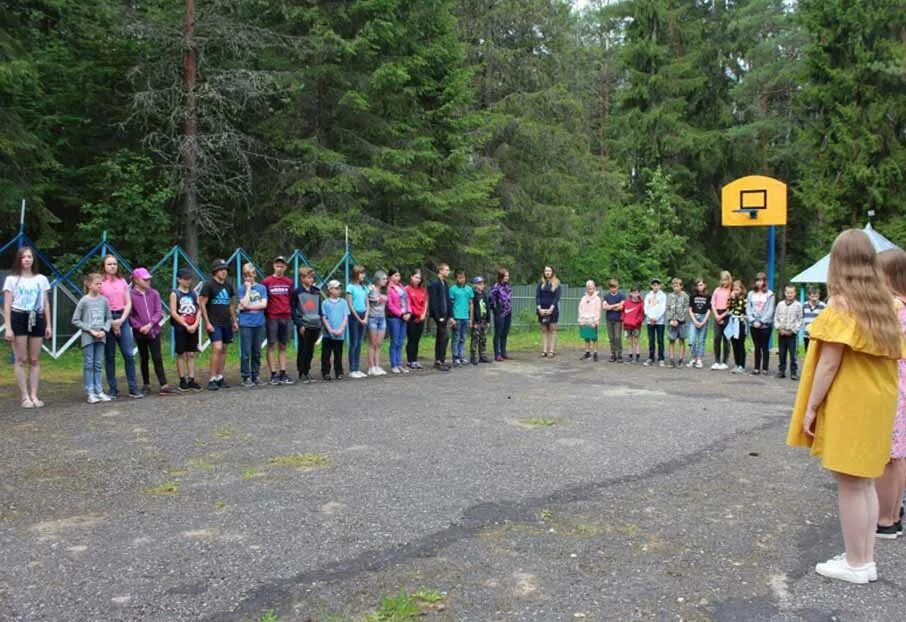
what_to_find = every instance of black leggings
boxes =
[297,327,320,375]
[730,324,748,368]
[713,315,729,363]
[750,325,772,371]
[433,319,449,363]
[406,319,424,363]
[134,333,167,387]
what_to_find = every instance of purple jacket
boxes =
[488,282,512,317]
[129,286,163,339]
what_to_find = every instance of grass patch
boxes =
[241,467,261,481]
[539,509,555,521]
[213,499,226,510]
[412,588,444,604]
[268,453,330,470]
[214,427,236,439]
[519,417,560,428]
[255,611,280,622]
[167,468,189,477]
[145,481,179,496]
[365,591,421,622]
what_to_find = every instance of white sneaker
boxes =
[87,394,101,404]
[710,362,721,370]
[391,367,401,374]
[350,371,366,379]
[695,360,703,369]
[686,359,696,368]
[400,366,410,374]
[97,392,113,402]
[815,554,872,584]
[367,367,377,376]
[374,366,387,376]
[719,363,729,370]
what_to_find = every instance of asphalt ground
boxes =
[1,355,904,621]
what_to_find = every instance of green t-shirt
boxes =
[449,283,474,320]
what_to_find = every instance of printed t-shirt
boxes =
[173,288,199,325]
[690,293,711,315]
[3,274,50,312]
[201,278,234,326]
[237,283,267,328]
[262,275,293,320]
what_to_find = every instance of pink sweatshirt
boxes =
[578,293,602,326]
[711,286,731,311]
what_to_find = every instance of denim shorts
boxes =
[208,323,234,344]
[368,316,387,332]
[625,328,641,338]
[667,322,688,342]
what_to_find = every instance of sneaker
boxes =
[495,355,504,362]
[695,360,703,369]
[791,373,800,381]
[207,379,220,391]
[414,362,424,369]
[303,374,315,383]
[731,366,745,374]
[711,362,721,370]
[280,372,294,385]
[876,524,899,540]
[897,520,904,536]
[219,378,230,389]
[368,367,378,376]
[479,357,492,364]
[87,394,101,404]
[349,370,366,379]
[400,365,410,373]
[643,359,654,367]
[322,374,332,382]
[616,356,623,363]
[129,390,144,399]
[593,352,599,362]
[677,359,684,368]
[97,392,113,402]
[336,374,344,381]
[242,377,255,388]
[719,363,729,370]
[437,363,450,372]
[686,359,696,368]
[178,378,190,392]
[658,360,665,368]
[270,373,280,386]
[252,377,263,386]
[188,379,202,391]
[751,369,761,376]
[374,367,387,376]
[159,385,175,395]
[608,354,616,362]
[815,554,872,584]
[141,384,151,395]
[391,367,402,374]
[776,371,786,379]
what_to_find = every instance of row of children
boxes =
[574,274,827,380]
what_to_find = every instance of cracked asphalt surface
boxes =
[1,355,904,621]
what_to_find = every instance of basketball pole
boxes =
[767,225,776,292]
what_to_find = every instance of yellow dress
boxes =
[786,306,902,478]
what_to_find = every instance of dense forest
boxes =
[1,0,904,286]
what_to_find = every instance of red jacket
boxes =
[622,297,645,330]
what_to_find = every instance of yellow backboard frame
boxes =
[721,175,787,227]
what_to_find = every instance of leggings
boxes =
[134,333,167,387]
[296,326,320,375]
[433,319,450,363]
[750,325,772,371]
[730,323,748,368]
[493,313,512,357]
[406,319,424,364]
[713,314,729,364]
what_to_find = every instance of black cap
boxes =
[211,259,229,274]
[177,267,194,280]
[273,255,287,264]
[650,277,661,285]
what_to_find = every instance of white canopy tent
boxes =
[790,223,901,284]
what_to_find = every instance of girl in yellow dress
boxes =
[787,229,903,584]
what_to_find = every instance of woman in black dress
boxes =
[536,265,562,357]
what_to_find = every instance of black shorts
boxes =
[267,318,291,346]
[9,309,46,338]
[174,325,199,354]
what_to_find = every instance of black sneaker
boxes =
[336,374,344,381]
[207,379,220,391]
[241,377,254,388]
[270,373,280,386]
[896,520,903,536]
[303,374,314,384]
[280,372,294,385]
[609,354,616,362]
[616,356,623,364]
[791,373,799,381]
[219,378,230,389]
[470,358,478,365]
[776,371,786,379]
[593,352,598,362]
[322,374,332,382]
[129,390,144,399]
[479,357,492,364]
[876,523,899,540]
[178,378,189,393]
[188,379,202,391]
[582,352,591,360]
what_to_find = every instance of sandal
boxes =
[31,398,44,408]
[21,399,35,408]
[541,352,548,358]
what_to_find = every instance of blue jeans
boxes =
[240,324,265,379]
[105,312,138,395]
[452,319,469,361]
[493,313,511,357]
[348,316,366,372]
[83,341,104,395]
[388,317,406,368]
[688,313,709,358]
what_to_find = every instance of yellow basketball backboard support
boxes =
[721,175,787,227]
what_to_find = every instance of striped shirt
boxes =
[802,300,826,335]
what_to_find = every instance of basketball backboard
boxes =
[721,175,787,226]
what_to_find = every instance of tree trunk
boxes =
[181,0,200,261]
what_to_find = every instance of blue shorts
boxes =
[368,316,387,332]
[208,324,234,344]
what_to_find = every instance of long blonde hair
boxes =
[827,229,900,357]
[540,265,561,290]
[878,248,906,301]
[718,270,732,289]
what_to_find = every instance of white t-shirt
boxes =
[3,274,50,312]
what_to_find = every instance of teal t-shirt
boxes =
[449,284,474,320]
[348,283,369,314]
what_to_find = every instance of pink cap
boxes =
[132,267,152,281]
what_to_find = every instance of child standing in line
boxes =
[237,263,268,387]
[602,279,625,362]
[291,267,322,383]
[469,276,492,364]
[578,280,602,361]
[321,280,349,381]
[386,269,411,374]
[710,270,733,370]
[687,279,711,369]
[129,267,173,395]
[643,278,667,367]
[169,268,202,391]
[199,259,237,391]
[726,280,748,374]
[346,265,370,378]
[404,269,428,370]
[665,277,689,368]
[262,256,294,385]
[449,270,474,366]
[622,287,645,364]
[488,268,513,361]
[774,284,803,380]
[366,271,388,376]
[746,272,776,376]
[802,286,826,352]
[72,273,112,403]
